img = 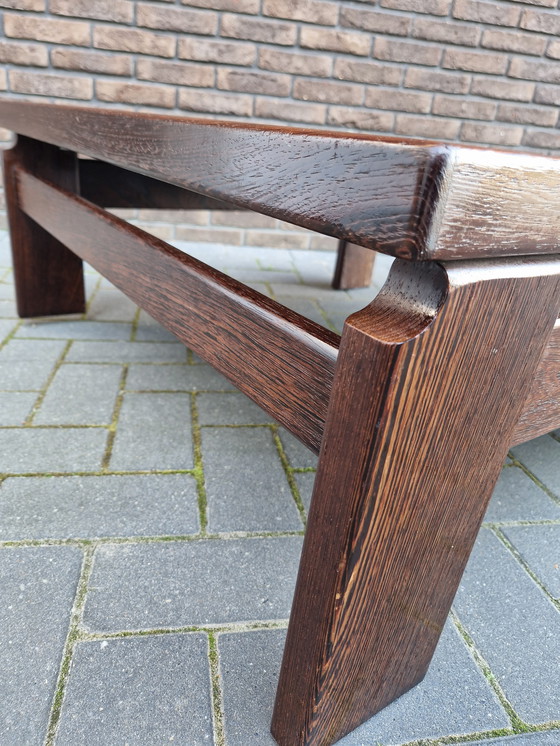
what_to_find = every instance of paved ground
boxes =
[0,228,559,746]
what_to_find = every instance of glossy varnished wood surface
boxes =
[2,99,560,261]
[3,136,85,317]
[16,165,338,453]
[272,256,560,746]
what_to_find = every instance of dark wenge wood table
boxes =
[1,99,559,746]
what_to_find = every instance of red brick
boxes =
[52,49,133,76]
[404,68,471,94]
[259,48,331,77]
[263,0,339,26]
[182,0,259,11]
[97,80,175,108]
[5,13,90,46]
[546,40,560,60]
[137,4,217,34]
[178,89,253,117]
[176,226,243,245]
[293,78,364,106]
[246,230,309,250]
[534,83,560,105]
[365,87,432,114]
[217,68,291,96]
[443,49,508,75]
[50,0,133,22]
[520,8,560,35]
[334,58,402,86]
[10,70,92,99]
[0,40,47,66]
[497,103,558,127]
[300,27,371,56]
[340,7,411,36]
[221,14,297,45]
[453,0,521,26]
[211,211,276,229]
[412,19,480,47]
[138,209,209,226]
[510,0,555,6]
[482,29,547,56]
[374,38,441,66]
[381,0,450,14]
[0,69,7,90]
[0,0,44,8]
[470,76,535,102]
[254,97,326,125]
[461,122,523,146]
[395,114,460,140]
[179,38,255,66]
[137,59,215,87]
[94,26,175,57]
[522,129,560,149]
[432,95,496,120]
[509,57,560,84]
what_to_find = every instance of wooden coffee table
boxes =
[1,99,559,746]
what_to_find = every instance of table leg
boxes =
[3,136,84,317]
[272,256,560,746]
[332,240,376,290]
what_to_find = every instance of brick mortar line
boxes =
[509,453,560,507]
[449,609,533,736]
[101,363,129,471]
[207,631,226,746]
[25,338,72,426]
[190,392,209,534]
[44,544,95,746]
[492,526,560,613]
[77,619,290,641]
[0,531,304,549]
[271,424,308,527]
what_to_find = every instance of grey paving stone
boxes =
[0,280,14,299]
[458,733,560,745]
[0,473,199,540]
[0,338,66,391]
[219,620,508,746]
[0,427,108,474]
[227,269,298,285]
[454,528,560,724]
[293,470,315,513]
[0,317,17,341]
[198,392,273,425]
[83,536,302,631]
[55,634,212,746]
[16,319,132,341]
[86,280,137,322]
[0,546,82,746]
[290,249,335,283]
[126,363,236,392]
[202,427,301,532]
[110,392,193,471]
[34,364,123,426]
[0,391,36,425]
[135,309,179,342]
[511,435,560,498]
[484,465,560,523]
[0,298,17,318]
[502,525,560,600]
[66,340,187,363]
[278,429,318,469]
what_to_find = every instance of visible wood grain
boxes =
[3,135,85,317]
[78,159,238,210]
[332,240,375,289]
[512,319,560,445]
[1,99,560,261]
[16,166,338,453]
[272,256,560,746]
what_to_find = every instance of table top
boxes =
[1,98,559,261]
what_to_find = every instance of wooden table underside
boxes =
[2,100,560,746]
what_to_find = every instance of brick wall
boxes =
[1,0,559,248]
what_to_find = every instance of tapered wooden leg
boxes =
[3,135,84,317]
[272,256,560,746]
[332,239,375,289]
